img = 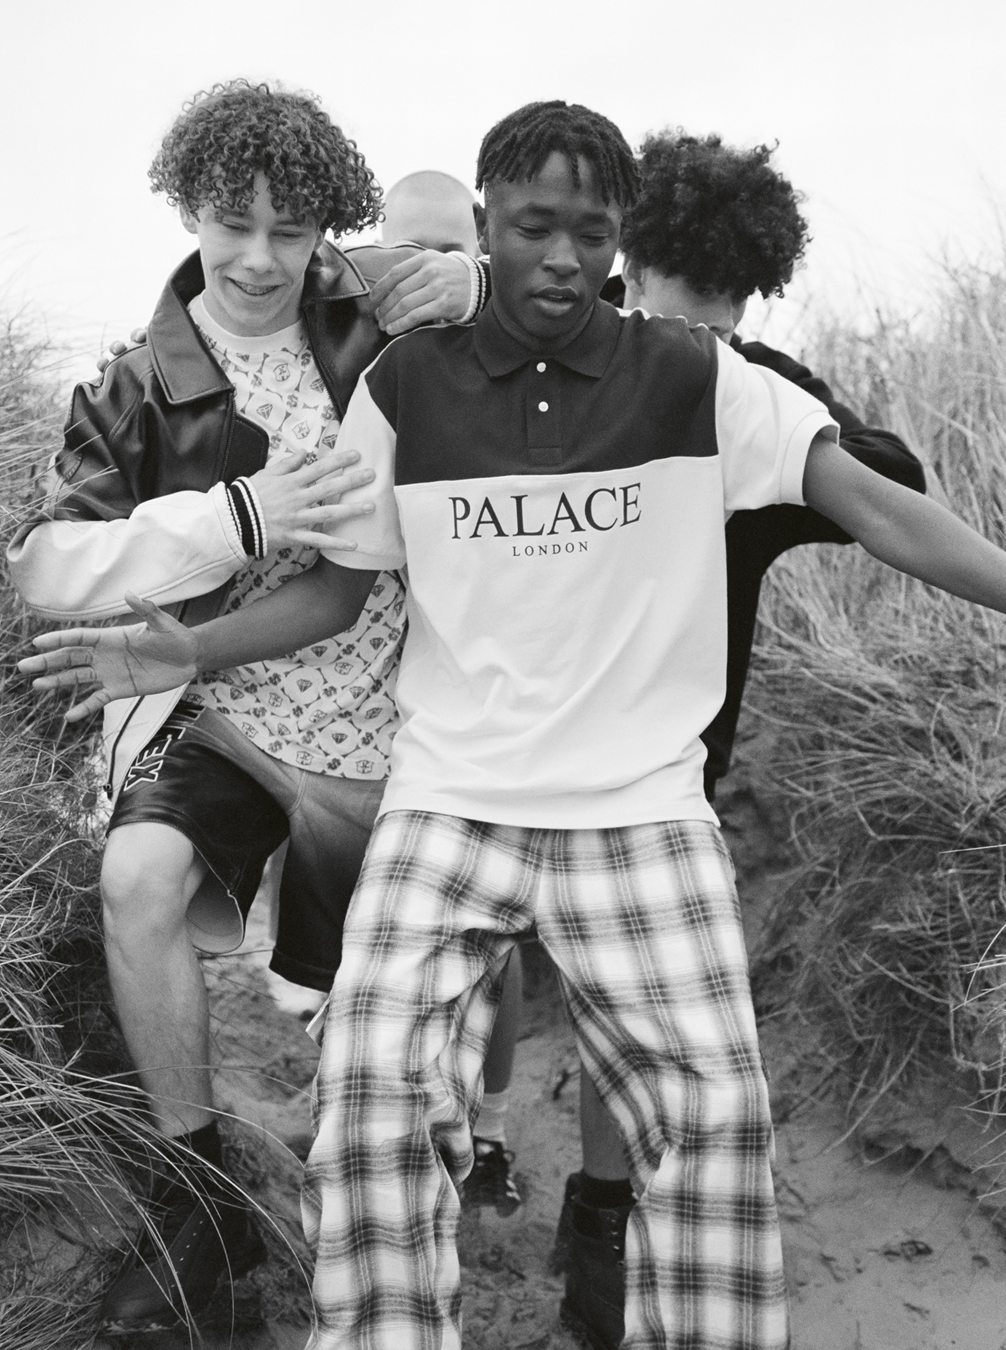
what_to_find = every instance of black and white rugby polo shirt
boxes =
[326,301,837,829]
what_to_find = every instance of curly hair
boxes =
[149,79,382,236]
[476,101,639,208]
[620,132,809,300]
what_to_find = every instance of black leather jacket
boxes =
[38,240,418,628]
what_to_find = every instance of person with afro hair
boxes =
[8,78,491,1336]
[619,131,810,322]
[551,130,928,1350]
[617,134,926,785]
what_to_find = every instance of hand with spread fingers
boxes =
[19,595,198,722]
[370,250,473,335]
[246,447,375,551]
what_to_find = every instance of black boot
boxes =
[99,1164,266,1334]
[461,1138,522,1216]
[560,1191,634,1350]
[549,1170,582,1273]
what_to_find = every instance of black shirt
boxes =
[599,276,927,800]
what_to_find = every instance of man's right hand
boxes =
[246,448,376,552]
[18,595,197,721]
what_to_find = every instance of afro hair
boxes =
[620,131,809,300]
[149,79,382,237]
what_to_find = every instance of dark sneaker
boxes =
[99,1172,266,1334]
[560,1193,634,1350]
[549,1170,582,1273]
[462,1138,522,1216]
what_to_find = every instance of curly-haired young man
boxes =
[7,79,489,1334]
[31,97,1006,1350]
[550,130,926,1349]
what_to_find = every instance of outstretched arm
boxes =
[11,332,376,620]
[20,557,378,721]
[94,249,487,368]
[804,434,1006,609]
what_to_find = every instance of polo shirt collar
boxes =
[474,298,620,379]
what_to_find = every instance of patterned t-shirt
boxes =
[185,294,403,779]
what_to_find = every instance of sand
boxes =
[93,766,1006,1350]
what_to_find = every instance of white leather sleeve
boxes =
[7,482,248,619]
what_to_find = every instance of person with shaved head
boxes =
[381,170,479,255]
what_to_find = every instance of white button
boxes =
[538,401,549,412]
[536,362,546,372]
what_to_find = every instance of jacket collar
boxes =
[474,298,621,379]
[148,242,371,406]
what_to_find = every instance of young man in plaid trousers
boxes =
[28,99,1006,1350]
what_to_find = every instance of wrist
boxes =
[449,251,485,324]
[190,621,211,675]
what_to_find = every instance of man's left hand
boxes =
[19,594,198,721]
[370,251,472,335]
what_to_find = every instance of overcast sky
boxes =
[3,0,1003,381]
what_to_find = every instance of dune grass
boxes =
[0,316,313,1344]
[0,318,150,1348]
[747,259,1006,1126]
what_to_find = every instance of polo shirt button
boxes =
[538,401,549,412]
[536,362,546,372]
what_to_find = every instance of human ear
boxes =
[473,202,489,256]
[179,205,200,236]
[621,256,645,289]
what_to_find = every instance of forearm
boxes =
[7,487,246,618]
[866,495,1006,610]
[192,557,377,673]
[805,436,1006,612]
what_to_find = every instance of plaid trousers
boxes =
[303,812,788,1350]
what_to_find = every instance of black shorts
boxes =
[110,702,385,991]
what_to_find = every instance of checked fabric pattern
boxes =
[302,813,788,1350]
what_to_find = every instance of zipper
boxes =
[103,696,144,798]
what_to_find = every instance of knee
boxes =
[100,826,198,937]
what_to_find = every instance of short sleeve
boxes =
[321,367,406,572]
[714,338,839,513]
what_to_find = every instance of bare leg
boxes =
[580,1064,630,1181]
[101,822,213,1137]
[483,943,523,1094]
[469,946,524,1211]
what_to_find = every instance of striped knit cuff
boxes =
[475,257,490,311]
[450,251,483,324]
[226,477,268,559]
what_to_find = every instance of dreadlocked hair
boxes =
[149,79,382,236]
[476,101,639,207]
[621,131,809,300]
